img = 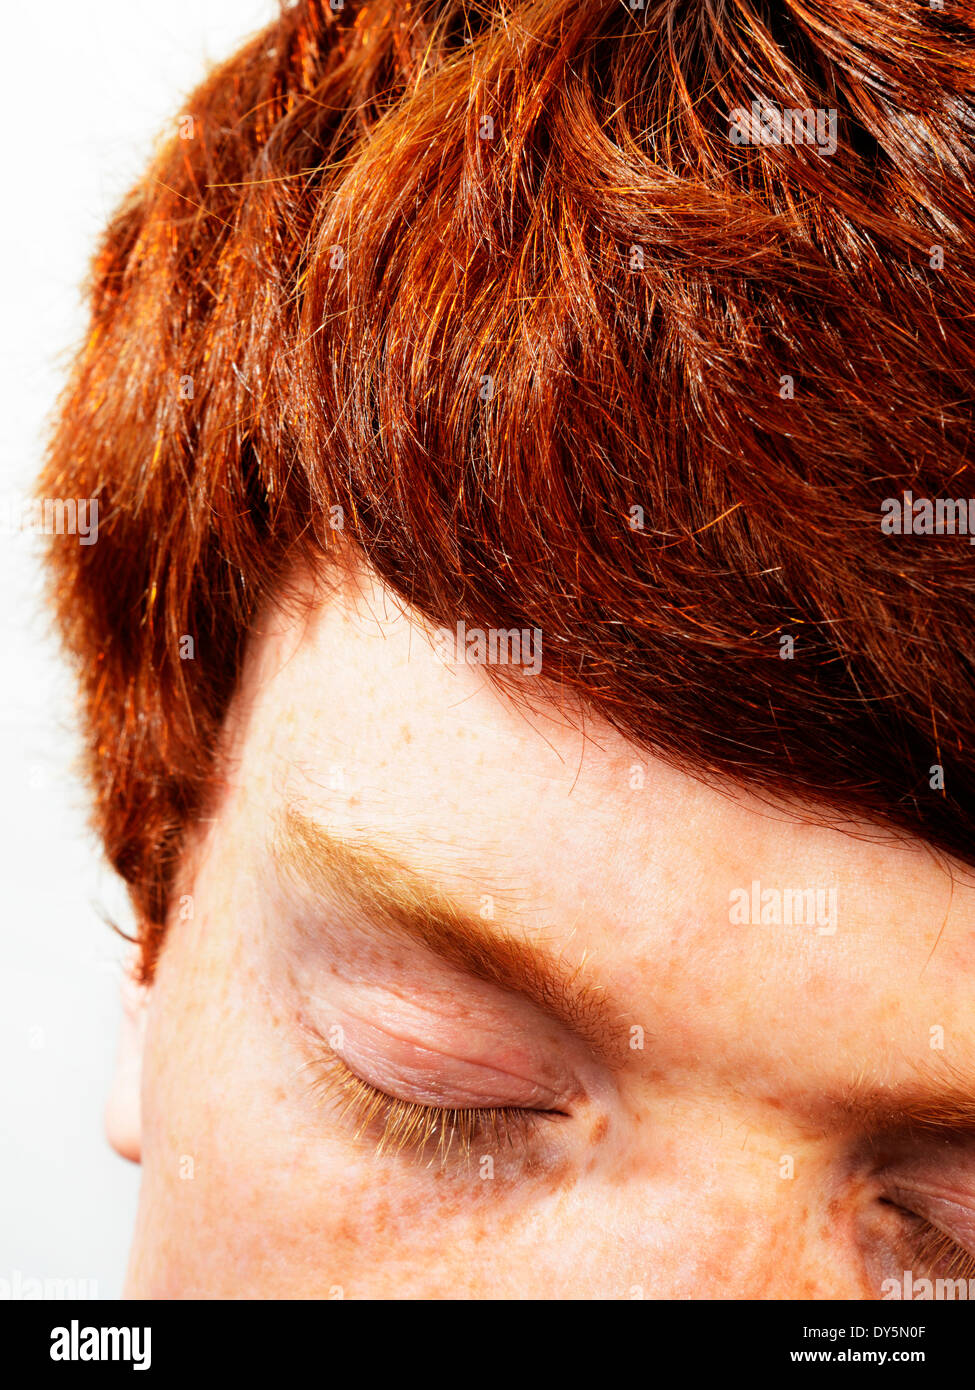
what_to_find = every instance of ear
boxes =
[104,950,148,1163]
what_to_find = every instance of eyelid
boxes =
[887,1185,975,1248]
[330,1016,574,1111]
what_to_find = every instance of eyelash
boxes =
[306,1047,547,1168]
[887,1201,975,1284]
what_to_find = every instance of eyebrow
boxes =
[836,1070,975,1141]
[270,806,625,1062]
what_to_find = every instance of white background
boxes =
[1,0,279,1298]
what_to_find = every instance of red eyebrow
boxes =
[833,1060,975,1138]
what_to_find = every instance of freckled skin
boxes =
[114,566,975,1299]
[589,1114,610,1145]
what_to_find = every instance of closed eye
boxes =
[879,1197,975,1285]
[303,1044,564,1168]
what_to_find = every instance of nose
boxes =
[592,1107,868,1299]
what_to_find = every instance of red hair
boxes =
[41,0,975,977]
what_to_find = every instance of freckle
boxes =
[523,1151,575,1195]
[333,1216,355,1243]
[590,1115,609,1143]
[400,725,413,744]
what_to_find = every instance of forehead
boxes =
[223,564,975,1094]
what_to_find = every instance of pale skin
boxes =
[108,564,975,1298]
